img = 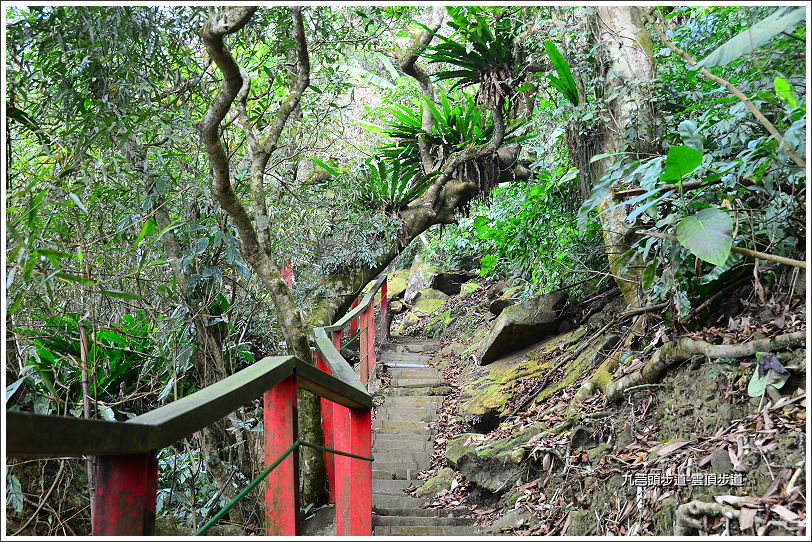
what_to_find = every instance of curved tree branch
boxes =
[399,6,444,172]
[199,6,260,260]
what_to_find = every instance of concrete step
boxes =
[384,338,441,348]
[372,437,434,455]
[372,451,433,464]
[373,479,418,494]
[386,368,441,379]
[380,395,442,405]
[371,462,423,480]
[376,403,439,414]
[380,351,434,363]
[380,361,434,370]
[390,378,444,388]
[375,411,436,423]
[372,494,428,509]
[374,525,477,535]
[373,419,430,430]
[373,515,475,526]
[373,506,472,517]
[384,386,451,396]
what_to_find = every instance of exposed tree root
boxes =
[674,500,739,536]
[575,331,805,404]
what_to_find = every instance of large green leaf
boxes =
[660,145,703,183]
[678,120,703,152]
[676,207,733,266]
[696,7,805,70]
[543,40,579,105]
[577,178,612,231]
[774,77,798,108]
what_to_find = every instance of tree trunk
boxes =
[568,6,658,308]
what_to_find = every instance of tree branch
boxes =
[399,6,444,172]
[640,9,806,169]
[199,7,261,261]
[638,229,806,269]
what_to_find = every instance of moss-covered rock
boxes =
[413,288,449,316]
[404,255,441,304]
[652,497,678,536]
[446,424,545,494]
[446,434,480,468]
[385,268,410,299]
[566,510,595,536]
[415,467,456,498]
[460,282,480,297]
[478,291,567,365]
[395,312,420,334]
[461,326,591,422]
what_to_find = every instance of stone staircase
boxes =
[371,336,477,536]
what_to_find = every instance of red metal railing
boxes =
[5,273,389,536]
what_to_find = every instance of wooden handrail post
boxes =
[315,352,336,504]
[333,405,372,536]
[264,376,298,535]
[93,452,158,535]
[380,278,388,322]
[359,308,370,384]
[349,299,359,336]
[366,305,376,380]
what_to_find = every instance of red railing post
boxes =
[281,259,294,287]
[380,278,388,323]
[333,406,372,536]
[264,376,298,536]
[349,299,359,336]
[93,452,158,535]
[315,352,336,504]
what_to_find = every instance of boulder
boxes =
[412,288,449,316]
[404,255,440,304]
[488,297,517,316]
[486,278,515,299]
[478,291,567,365]
[385,268,410,300]
[431,271,475,296]
[415,467,456,498]
[460,282,480,297]
[389,300,404,313]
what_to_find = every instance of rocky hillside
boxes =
[381,260,806,536]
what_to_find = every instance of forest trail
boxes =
[371,337,477,536]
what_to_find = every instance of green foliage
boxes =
[423,142,604,297]
[542,40,579,105]
[676,208,733,266]
[420,6,524,106]
[355,158,434,214]
[14,312,177,416]
[695,7,805,70]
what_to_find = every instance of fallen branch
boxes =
[638,230,807,269]
[604,331,805,402]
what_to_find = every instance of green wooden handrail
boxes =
[6,356,370,458]
[6,274,388,459]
